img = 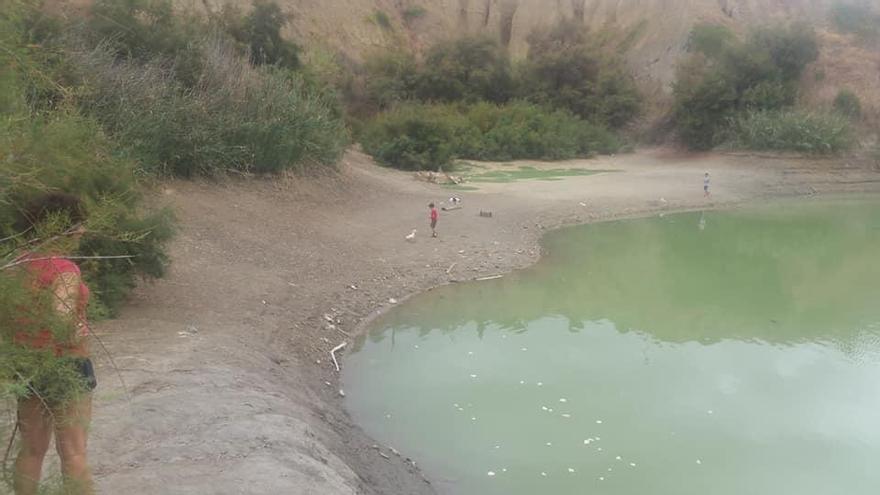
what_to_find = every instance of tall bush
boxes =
[724,110,853,154]
[416,36,515,104]
[76,39,347,176]
[1,6,174,318]
[519,20,641,128]
[360,105,461,170]
[833,89,862,119]
[673,23,820,150]
[361,102,620,170]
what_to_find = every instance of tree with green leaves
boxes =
[238,0,300,69]
[416,36,515,104]
[519,20,640,128]
[673,23,820,150]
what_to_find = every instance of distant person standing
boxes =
[703,172,711,198]
[429,203,439,237]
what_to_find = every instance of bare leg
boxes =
[14,397,53,495]
[55,394,94,495]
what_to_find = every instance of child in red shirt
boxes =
[429,203,439,237]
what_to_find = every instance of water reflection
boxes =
[359,200,880,351]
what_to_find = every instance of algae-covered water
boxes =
[343,199,880,495]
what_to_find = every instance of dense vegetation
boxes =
[80,0,346,176]
[723,110,853,153]
[361,102,620,170]
[359,23,640,170]
[833,89,862,119]
[2,1,177,318]
[1,1,176,446]
[673,23,851,153]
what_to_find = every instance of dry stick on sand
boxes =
[446,262,457,274]
[331,342,347,372]
[1,255,135,271]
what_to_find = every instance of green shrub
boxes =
[519,20,641,127]
[830,2,880,39]
[747,24,818,81]
[688,23,736,59]
[1,104,174,318]
[402,6,427,22]
[673,72,739,150]
[463,101,619,160]
[87,0,189,60]
[673,23,819,150]
[373,10,393,30]
[361,105,459,170]
[363,50,420,110]
[76,40,347,176]
[833,89,862,119]
[416,36,515,104]
[361,102,620,170]
[89,0,300,86]
[724,110,853,154]
[235,0,301,69]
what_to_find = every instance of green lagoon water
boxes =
[343,199,880,495]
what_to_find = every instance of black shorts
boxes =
[431,219,437,228]
[24,357,97,405]
[74,358,98,391]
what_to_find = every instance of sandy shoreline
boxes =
[80,149,879,494]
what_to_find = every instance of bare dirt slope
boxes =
[81,149,880,494]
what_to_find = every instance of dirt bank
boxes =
[85,149,879,494]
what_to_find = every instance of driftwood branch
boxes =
[1,255,135,271]
[330,342,347,372]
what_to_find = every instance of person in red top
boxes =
[429,203,439,238]
[9,193,96,495]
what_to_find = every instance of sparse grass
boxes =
[402,6,426,22]
[373,10,393,30]
[830,2,880,40]
[442,184,480,191]
[465,166,608,183]
[618,19,648,51]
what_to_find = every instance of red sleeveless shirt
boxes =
[14,256,90,357]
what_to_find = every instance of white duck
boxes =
[405,229,417,242]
